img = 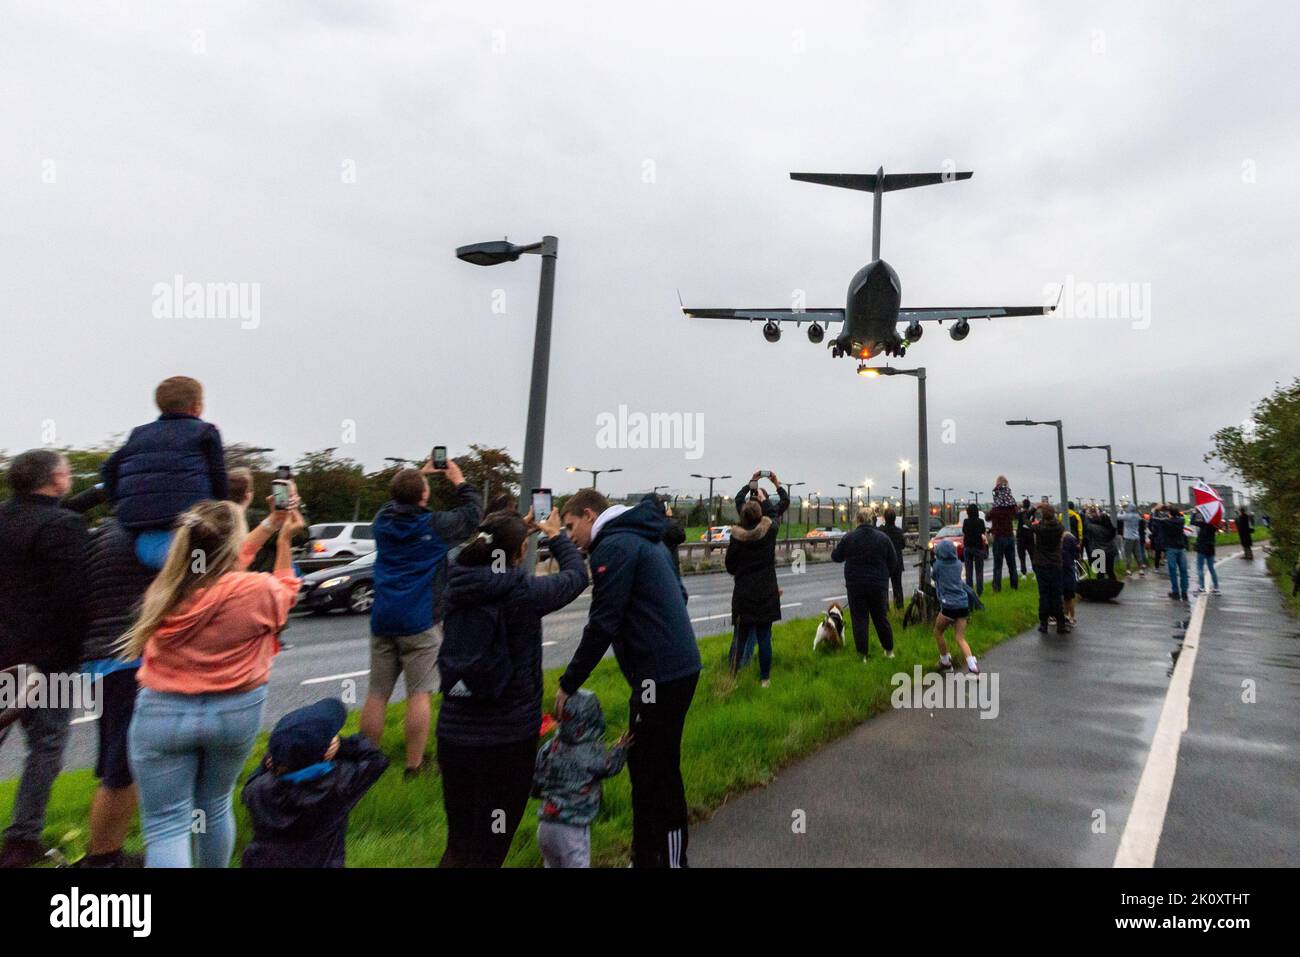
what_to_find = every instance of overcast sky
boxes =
[3,1,1296,507]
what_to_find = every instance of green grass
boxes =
[2,583,1041,867]
[1265,552,1300,619]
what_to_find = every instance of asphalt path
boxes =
[690,551,1300,867]
[3,557,922,778]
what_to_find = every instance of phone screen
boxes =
[531,488,553,522]
[432,446,447,470]
[272,480,291,510]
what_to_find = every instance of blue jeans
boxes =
[730,622,772,679]
[1165,548,1189,595]
[1196,553,1219,589]
[128,685,267,868]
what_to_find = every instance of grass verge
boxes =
[2,581,1041,867]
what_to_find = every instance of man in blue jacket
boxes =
[360,458,481,776]
[557,489,701,868]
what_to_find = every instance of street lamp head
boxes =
[1005,419,1033,426]
[456,240,534,266]
[566,466,579,473]
[899,459,911,472]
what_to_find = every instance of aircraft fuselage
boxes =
[832,258,905,358]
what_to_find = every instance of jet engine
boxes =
[763,320,782,343]
[806,323,824,344]
[949,318,971,341]
[904,320,924,343]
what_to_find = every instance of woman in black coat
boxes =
[436,507,588,867]
[724,501,781,684]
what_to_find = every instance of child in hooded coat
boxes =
[532,690,631,868]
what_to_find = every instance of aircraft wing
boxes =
[897,305,1054,322]
[681,306,845,323]
[898,288,1061,323]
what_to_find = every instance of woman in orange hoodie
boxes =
[122,499,302,867]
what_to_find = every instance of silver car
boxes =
[306,522,376,560]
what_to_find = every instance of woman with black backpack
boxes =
[435,506,588,867]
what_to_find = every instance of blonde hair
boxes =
[856,508,873,526]
[119,500,247,660]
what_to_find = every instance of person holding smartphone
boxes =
[361,455,481,777]
[734,470,789,524]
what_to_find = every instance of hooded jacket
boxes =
[240,734,390,868]
[102,413,228,530]
[931,540,969,609]
[1151,512,1188,550]
[832,521,901,588]
[1062,533,1080,588]
[1118,507,1142,541]
[725,516,782,625]
[437,532,588,747]
[559,499,702,696]
[369,482,482,637]
[1192,513,1217,556]
[532,690,628,827]
[0,494,88,673]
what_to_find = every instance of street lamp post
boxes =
[864,366,931,558]
[457,236,558,572]
[934,487,953,523]
[565,465,622,490]
[1006,419,1069,517]
[1136,464,1167,504]
[690,473,731,542]
[1112,459,1139,507]
[968,490,980,509]
[1068,444,1117,522]
[1180,475,1201,507]
[785,481,805,542]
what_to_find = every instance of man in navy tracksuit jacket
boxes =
[360,460,481,774]
[557,491,701,868]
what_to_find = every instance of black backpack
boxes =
[438,600,513,702]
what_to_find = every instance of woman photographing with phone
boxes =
[122,498,304,867]
[435,505,589,867]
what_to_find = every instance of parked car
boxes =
[699,526,731,543]
[805,526,847,540]
[297,551,376,615]
[306,522,375,559]
[928,524,966,559]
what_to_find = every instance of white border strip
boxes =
[1113,593,1208,867]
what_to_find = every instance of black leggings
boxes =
[1036,564,1064,624]
[628,672,698,868]
[847,583,894,655]
[437,736,536,868]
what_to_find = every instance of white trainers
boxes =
[884,650,895,659]
[760,679,771,688]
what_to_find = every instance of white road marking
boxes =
[1114,593,1208,868]
[690,613,731,623]
[780,602,803,609]
[820,595,847,603]
[542,641,557,647]
[70,714,100,725]
[301,669,369,686]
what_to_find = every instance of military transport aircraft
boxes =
[681,165,1059,370]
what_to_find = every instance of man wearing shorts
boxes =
[362,458,480,777]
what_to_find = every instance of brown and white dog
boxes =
[813,603,846,651]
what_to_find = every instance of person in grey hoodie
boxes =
[1117,503,1146,577]
[532,690,631,868]
[930,540,981,675]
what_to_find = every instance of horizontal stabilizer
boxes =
[790,170,973,192]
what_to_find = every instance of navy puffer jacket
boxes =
[102,413,227,530]
[437,533,588,747]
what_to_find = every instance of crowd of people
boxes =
[0,374,1256,869]
[0,376,701,869]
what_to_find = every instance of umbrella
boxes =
[1191,481,1224,527]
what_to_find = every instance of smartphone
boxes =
[531,488,553,522]
[271,479,292,510]
[749,479,758,491]
[759,470,773,479]
[432,446,448,470]
[275,465,292,480]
